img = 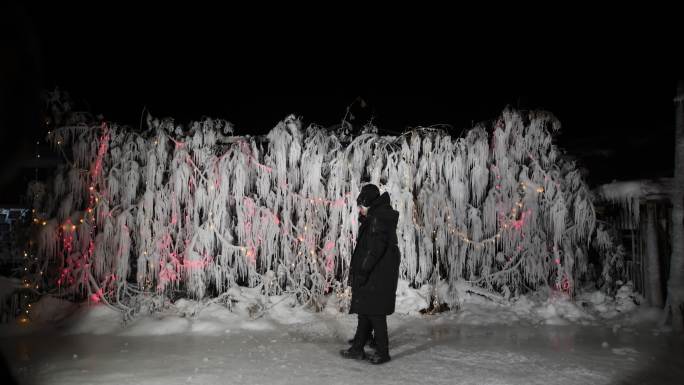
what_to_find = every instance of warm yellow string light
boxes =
[408,180,546,246]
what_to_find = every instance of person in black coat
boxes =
[340,184,400,365]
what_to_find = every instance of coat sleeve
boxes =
[359,215,389,275]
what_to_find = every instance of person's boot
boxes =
[339,346,366,360]
[368,351,391,365]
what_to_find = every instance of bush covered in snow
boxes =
[26,107,623,316]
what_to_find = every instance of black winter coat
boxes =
[349,192,400,315]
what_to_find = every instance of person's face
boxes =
[358,205,368,216]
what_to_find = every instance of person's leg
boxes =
[341,314,370,359]
[351,314,371,350]
[348,324,374,348]
[367,315,390,364]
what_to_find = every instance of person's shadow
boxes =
[390,323,455,360]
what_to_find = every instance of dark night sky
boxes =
[0,2,678,203]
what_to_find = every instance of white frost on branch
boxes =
[32,108,615,312]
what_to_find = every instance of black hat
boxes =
[357,184,380,207]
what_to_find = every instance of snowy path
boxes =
[2,315,683,385]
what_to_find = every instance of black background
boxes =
[1,2,678,203]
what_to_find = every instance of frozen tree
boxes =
[28,107,618,317]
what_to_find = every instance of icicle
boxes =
[550,195,567,246]
[57,192,73,223]
[597,181,643,227]
[33,109,611,306]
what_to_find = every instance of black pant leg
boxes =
[352,314,371,350]
[368,315,389,355]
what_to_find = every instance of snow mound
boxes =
[1,280,657,338]
[576,281,648,322]
[394,280,430,315]
[120,315,191,336]
[63,303,122,335]
[29,295,78,323]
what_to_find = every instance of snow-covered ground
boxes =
[1,280,682,385]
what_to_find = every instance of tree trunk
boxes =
[666,80,684,331]
[645,202,663,307]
